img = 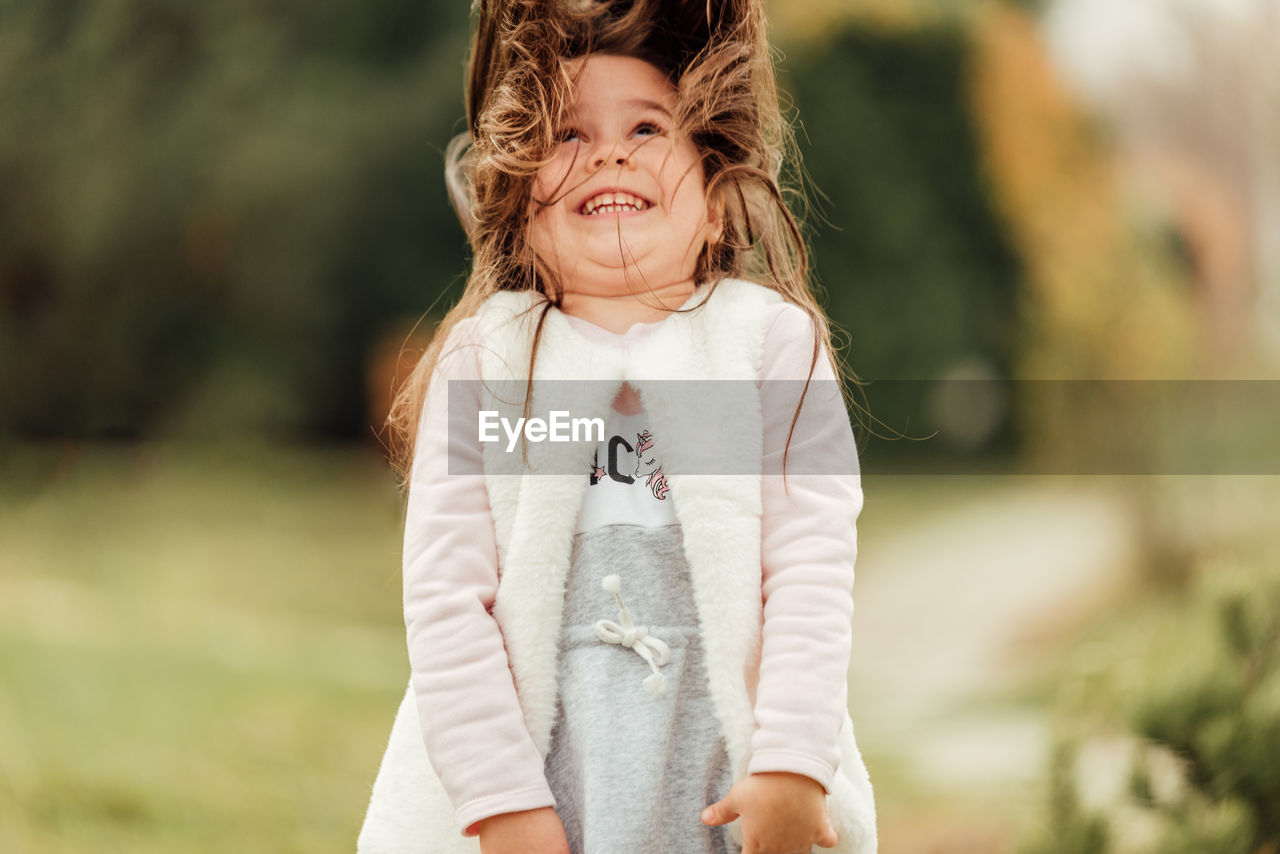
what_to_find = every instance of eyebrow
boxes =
[622,98,673,117]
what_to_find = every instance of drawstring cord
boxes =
[595,574,671,697]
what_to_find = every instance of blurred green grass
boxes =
[4,443,1207,853]
[0,442,408,854]
[5,444,977,852]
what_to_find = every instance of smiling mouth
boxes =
[579,191,654,216]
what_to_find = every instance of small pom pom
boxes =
[644,672,667,697]
[601,574,621,594]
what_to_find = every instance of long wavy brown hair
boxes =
[385,0,860,484]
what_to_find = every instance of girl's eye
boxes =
[633,122,663,138]
[558,128,582,143]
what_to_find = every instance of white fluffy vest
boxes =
[357,278,877,853]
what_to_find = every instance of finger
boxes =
[700,802,739,826]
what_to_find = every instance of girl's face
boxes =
[529,54,720,297]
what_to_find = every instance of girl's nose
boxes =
[590,143,634,170]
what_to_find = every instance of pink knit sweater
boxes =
[402,297,863,835]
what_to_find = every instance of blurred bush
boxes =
[785,19,1022,465]
[0,0,471,439]
[1021,555,1280,854]
[1022,738,1111,854]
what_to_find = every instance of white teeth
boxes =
[582,192,650,215]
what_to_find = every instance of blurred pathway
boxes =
[848,478,1139,794]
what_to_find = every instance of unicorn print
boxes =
[633,430,670,500]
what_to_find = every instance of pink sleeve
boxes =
[402,316,556,836]
[747,302,864,794]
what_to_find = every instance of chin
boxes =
[593,266,697,294]
[537,249,698,294]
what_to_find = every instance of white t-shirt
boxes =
[574,403,679,534]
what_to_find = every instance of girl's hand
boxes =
[473,806,571,854]
[701,771,839,854]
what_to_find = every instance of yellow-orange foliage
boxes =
[767,0,930,47]
[967,2,1195,470]
[967,2,1193,382]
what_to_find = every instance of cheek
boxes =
[528,192,566,238]
[669,183,712,238]
[661,157,710,222]
[534,152,577,203]
[531,177,554,208]
[528,210,552,258]
[527,207,573,273]
[530,178,573,231]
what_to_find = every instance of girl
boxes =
[358,2,876,853]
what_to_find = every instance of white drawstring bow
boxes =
[595,574,671,697]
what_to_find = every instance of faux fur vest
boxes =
[357,277,877,854]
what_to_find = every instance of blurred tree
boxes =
[1,0,1026,454]
[0,0,472,439]
[969,3,1241,583]
[1042,0,1280,371]
[967,3,1194,384]
[783,17,1022,468]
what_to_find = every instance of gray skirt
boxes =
[544,524,740,854]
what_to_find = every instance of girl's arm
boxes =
[748,302,864,794]
[402,316,558,836]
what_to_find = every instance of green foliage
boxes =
[1144,790,1256,854]
[0,0,471,439]
[783,22,1022,466]
[1020,738,1112,854]
[1003,0,1049,17]
[1025,557,1280,853]
[1126,563,1280,846]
